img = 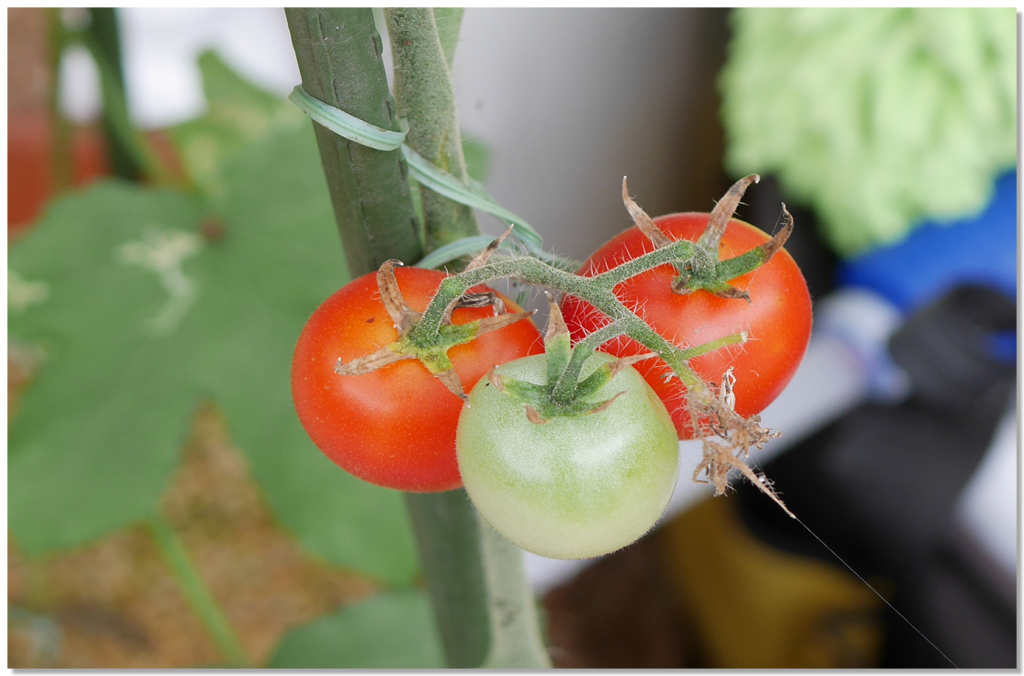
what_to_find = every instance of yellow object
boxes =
[658,497,885,668]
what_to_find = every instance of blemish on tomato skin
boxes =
[366,317,375,323]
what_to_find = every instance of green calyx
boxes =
[391,320,481,374]
[487,294,652,424]
[334,259,536,401]
[488,352,633,423]
[672,205,794,302]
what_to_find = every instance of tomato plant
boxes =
[456,352,679,560]
[561,212,812,439]
[291,266,543,492]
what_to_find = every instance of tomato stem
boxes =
[550,323,622,402]
[677,331,748,361]
[408,248,715,398]
[588,238,696,287]
[384,8,480,253]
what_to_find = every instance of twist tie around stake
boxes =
[290,84,579,271]
[289,85,408,151]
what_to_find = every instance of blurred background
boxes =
[8,7,1017,668]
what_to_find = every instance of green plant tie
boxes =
[289,85,579,271]
[289,84,409,151]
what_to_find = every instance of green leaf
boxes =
[433,8,465,71]
[9,109,419,585]
[169,50,305,199]
[268,588,444,669]
[199,126,418,584]
[9,185,204,554]
[461,136,492,183]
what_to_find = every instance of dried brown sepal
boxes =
[335,348,414,375]
[717,368,737,410]
[543,292,569,344]
[692,438,793,518]
[585,390,626,416]
[464,224,515,272]
[376,260,422,334]
[434,368,468,401]
[525,405,548,425]
[622,177,673,248]
[754,203,794,263]
[706,283,751,303]
[698,174,760,254]
[605,352,658,379]
[718,285,751,302]
[474,309,537,337]
[487,366,506,392]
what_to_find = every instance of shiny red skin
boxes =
[561,212,812,439]
[291,267,544,492]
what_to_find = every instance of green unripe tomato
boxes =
[456,352,679,560]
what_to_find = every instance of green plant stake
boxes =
[284,7,550,669]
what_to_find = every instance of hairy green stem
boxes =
[382,9,549,668]
[147,517,248,668]
[589,239,697,287]
[384,8,479,252]
[677,331,748,360]
[404,491,548,668]
[551,323,624,402]
[409,241,717,395]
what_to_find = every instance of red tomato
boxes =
[561,212,811,439]
[291,266,543,492]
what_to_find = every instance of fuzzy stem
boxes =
[384,9,549,667]
[404,490,549,668]
[550,323,624,402]
[678,331,748,361]
[384,8,479,252]
[589,239,697,287]
[410,253,711,393]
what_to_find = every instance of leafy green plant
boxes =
[9,8,811,669]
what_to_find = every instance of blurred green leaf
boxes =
[170,50,305,199]
[461,136,492,183]
[268,588,444,669]
[9,186,203,553]
[9,66,419,585]
[198,126,417,583]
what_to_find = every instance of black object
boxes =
[734,284,1017,668]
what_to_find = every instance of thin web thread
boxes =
[736,459,959,669]
[791,515,958,668]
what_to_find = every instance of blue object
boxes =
[838,170,1018,314]
[988,330,1018,364]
